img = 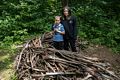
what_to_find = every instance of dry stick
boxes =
[81,73,93,80]
[77,57,120,79]
[48,55,84,66]
[24,62,31,69]
[28,69,32,80]
[17,41,30,70]
[58,63,65,71]
[54,63,60,72]
[49,57,85,72]
[44,61,55,72]
[31,53,37,68]
[101,74,115,80]
[93,63,119,79]
[54,50,78,62]
[45,65,49,72]
[60,76,70,80]
[30,52,34,68]
[58,52,88,66]
[32,68,46,72]
[45,57,79,72]
[41,33,45,43]
[56,65,60,72]
[57,50,116,79]
[81,56,100,62]
[47,48,81,61]
[34,56,39,67]
[48,49,119,79]
[47,48,91,62]
[39,36,43,48]
[31,72,75,77]
[19,69,28,79]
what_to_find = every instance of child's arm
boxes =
[55,25,65,35]
[55,29,65,35]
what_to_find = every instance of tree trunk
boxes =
[61,0,68,7]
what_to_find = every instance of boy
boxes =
[52,16,65,50]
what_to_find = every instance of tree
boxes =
[61,0,68,7]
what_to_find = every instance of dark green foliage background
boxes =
[0,0,120,53]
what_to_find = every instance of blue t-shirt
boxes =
[52,23,65,41]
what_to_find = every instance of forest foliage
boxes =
[0,0,120,53]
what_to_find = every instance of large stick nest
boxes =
[15,32,119,80]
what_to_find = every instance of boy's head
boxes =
[55,16,61,24]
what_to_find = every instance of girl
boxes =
[61,6,77,52]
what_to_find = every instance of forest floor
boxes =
[0,44,120,80]
[81,45,120,78]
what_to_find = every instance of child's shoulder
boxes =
[58,23,63,27]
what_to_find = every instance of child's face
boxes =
[55,17,60,24]
[63,8,69,16]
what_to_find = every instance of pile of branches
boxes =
[15,32,119,80]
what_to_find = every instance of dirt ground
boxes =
[81,44,120,78]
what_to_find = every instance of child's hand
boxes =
[56,29,61,33]
[56,29,59,32]
[54,29,60,33]
[54,28,58,32]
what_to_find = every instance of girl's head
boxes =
[55,16,61,24]
[62,6,71,17]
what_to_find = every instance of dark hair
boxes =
[62,6,71,16]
